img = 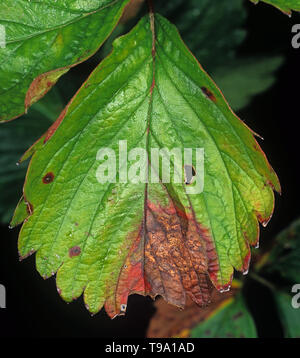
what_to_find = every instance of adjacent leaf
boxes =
[212,56,284,112]
[0,88,64,223]
[190,292,257,338]
[15,13,279,318]
[156,0,246,72]
[259,218,300,283]
[249,0,300,15]
[274,292,300,338]
[147,281,242,338]
[0,0,131,122]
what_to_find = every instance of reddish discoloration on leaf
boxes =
[42,172,55,184]
[201,87,216,102]
[26,201,34,215]
[19,249,35,262]
[69,246,81,258]
[104,229,152,317]
[257,211,273,227]
[44,106,68,144]
[25,68,68,112]
[104,200,213,318]
[25,75,53,111]
[242,250,251,274]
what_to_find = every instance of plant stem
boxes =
[249,272,276,292]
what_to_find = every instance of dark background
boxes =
[0,2,299,338]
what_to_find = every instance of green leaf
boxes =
[274,292,300,338]
[212,56,284,112]
[250,0,300,15]
[0,0,131,122]
[10,196,28,228]
[260,218,300,283]
[0,88,64,224]
[16,13,279,318]
[190,293,257,338]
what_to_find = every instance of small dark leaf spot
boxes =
[42,172,55,184]
[74,222,79,226]
[201,87,216,102]
[69,246,81,258]
[184,165,196,185]
[232,311,243,320]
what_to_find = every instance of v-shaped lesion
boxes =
[104,185,213,318]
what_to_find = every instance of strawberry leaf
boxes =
[155,0,247,72]
[258,218,300,283]
[249,0,300,15]
[213,56,284,112]
[14,13,279,318]
[0,0,131,122]
[274,292,300,338]
[190,292,257,338]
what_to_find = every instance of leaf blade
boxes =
[250,0,300,15]
[274,292,300,338]
[0,0,131,122]
[190,293,257,338]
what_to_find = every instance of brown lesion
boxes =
[119,0,144,24]
[42,172,55,184]
[69,246,81,258]
[145,201,211,308]
[201,86,216,102]
[104,200,213,318]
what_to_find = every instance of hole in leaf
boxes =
[184,165,196,185]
